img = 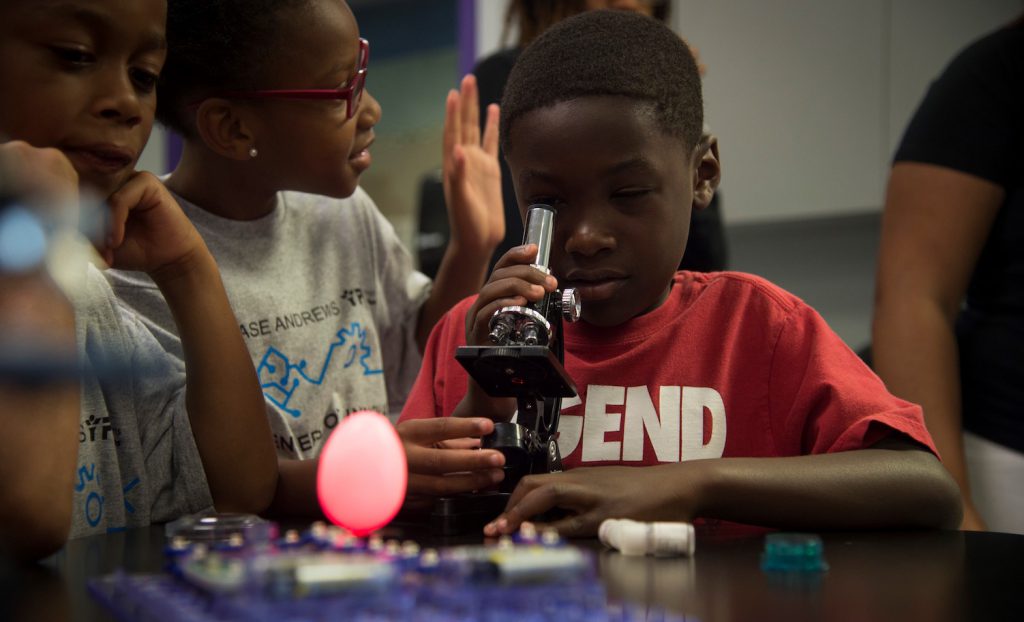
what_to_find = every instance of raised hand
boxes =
[442,74,504,258]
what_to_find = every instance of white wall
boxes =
[476,0,1021,224]
[137,125,167,176]
[886,0,1021,156]
[475,0,512,59]
[675,0,1019,223]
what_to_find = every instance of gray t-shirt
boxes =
[107,188,430,459]
[71,264,212,538]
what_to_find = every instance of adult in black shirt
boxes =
[873,17,1023,533]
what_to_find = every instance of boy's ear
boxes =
[193,99,257,161]
[691,134,721,211]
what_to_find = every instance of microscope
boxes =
[425,204,581,534]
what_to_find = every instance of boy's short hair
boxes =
[500,10,703,155]
[156,0,310,136]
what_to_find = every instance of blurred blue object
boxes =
[0,338,155,386]
[0,206,47,272]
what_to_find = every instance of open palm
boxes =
[442,74,504,256]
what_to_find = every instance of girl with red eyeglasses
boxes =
[105,0,509,516]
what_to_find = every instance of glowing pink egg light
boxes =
[316,410,408,536]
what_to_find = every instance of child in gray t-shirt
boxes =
[0,0,277,561]
[106,0,510,516]
[110,0,506,463]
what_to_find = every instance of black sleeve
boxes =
[894,26,1023,189]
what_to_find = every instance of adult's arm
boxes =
[872,161,1003,530]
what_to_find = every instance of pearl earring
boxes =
[248,147,259,158]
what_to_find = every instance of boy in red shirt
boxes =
[400,10,961,536]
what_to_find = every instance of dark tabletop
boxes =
[3,526,1020,621]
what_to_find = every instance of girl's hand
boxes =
[399,417,506,497]
[102,172,208,280]
[442,74,504,259]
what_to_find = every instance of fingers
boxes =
[103,184,135,251]
[491,243,538,272]
[100,172,206,275]
[465,245,558,344]
[104,171,164,249]
[475,263,556,313]
[534,512,596,538]
[484,477,559,536]
[397,416,494,445]
[458,74,480,147]
[408,469,504,497]
[107,170,163,207]
[482,103,500,157]
[449,144,466,191]
[400,417,507,496]
[406,444,504,475]
[484,265,554,298]
[487,246,558,293]
[443,75,484,158]
[442,89,459,172]
[486,515,593,538]
[437,437,482,450]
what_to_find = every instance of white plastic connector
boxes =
[598,518,695,557]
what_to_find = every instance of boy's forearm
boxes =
[151,247,277,514]
[417,242,493,351]
[683,441,962,530]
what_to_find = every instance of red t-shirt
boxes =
[400,272,937,467]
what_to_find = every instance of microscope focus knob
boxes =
[560,288,582,323]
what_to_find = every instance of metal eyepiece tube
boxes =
[524,204,556,271]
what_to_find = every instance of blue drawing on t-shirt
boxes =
[74,464,140,532]
[75,463,104,527]
[257,321,382,418]
[121,477,140,515]
[106,477,141,534]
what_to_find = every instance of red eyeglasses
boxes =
[197,38,370,119]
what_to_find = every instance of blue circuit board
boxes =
[89,521,689,622]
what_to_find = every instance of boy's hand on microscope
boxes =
[442,74,504,258]
[399,417,506,497]
[458,243,557,422]
[464,243,557,346]
[101,172,208,279]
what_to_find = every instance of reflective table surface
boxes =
[3,526,1019,621]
